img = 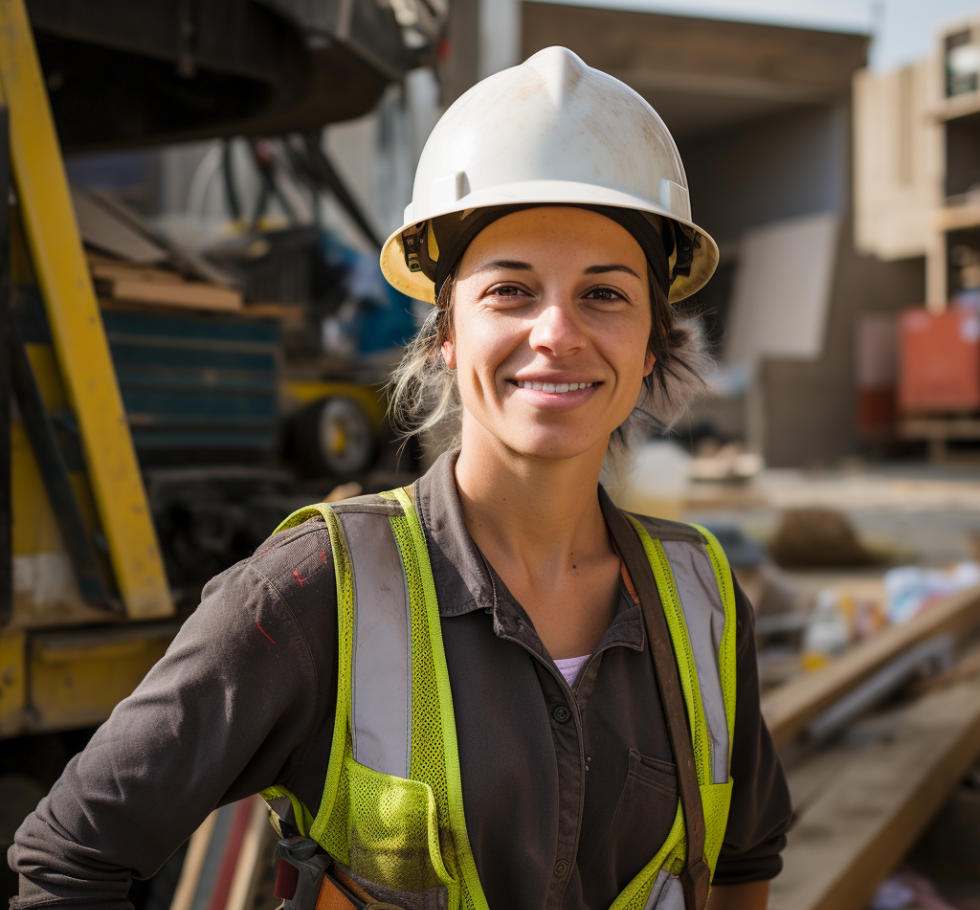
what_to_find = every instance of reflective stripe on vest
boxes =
[262,490,736,910]
[340,509,413,779]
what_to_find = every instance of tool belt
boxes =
[275,836,405,910]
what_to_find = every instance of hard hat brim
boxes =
[380,180,719,305]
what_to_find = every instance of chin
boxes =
[501,429,607,463]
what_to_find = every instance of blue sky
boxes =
[549,0,980,69]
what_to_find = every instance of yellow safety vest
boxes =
[263,487,736,910]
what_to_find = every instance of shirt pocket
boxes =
[581,749,679,882]
[620,749,678,799]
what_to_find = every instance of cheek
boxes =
[454,314,518,381]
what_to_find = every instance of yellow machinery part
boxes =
[7,216,109,627]
[10,422,111,630]
[281,379,387,429]
[0,0,172,619]
[0,631,27,735]
[11,423,61,558]
[25,624,177,733]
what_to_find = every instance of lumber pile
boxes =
[771,657,980,910]
[72,185,300,320]
[766,583,980,910]
[89,253,244,313]
[762,583,980,749]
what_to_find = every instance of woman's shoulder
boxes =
[202,513,336,605]
[204,492,407,604]
[624,508,706,545]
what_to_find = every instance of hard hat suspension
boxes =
[402,203,673,300]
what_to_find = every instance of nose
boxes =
[527,299,587,358]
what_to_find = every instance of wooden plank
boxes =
[785,741,858,818]
[521,1,868,94]
[169,810,219,910]
[899,417,980,441]
[936,203,980,232]
[224,798,274,910]
[88,259,185,285]
[762,584,980,749]
[769,669,980,910]
[242,303,304,320]
[106,278,242,312]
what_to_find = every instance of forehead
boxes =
[459,207,646,271]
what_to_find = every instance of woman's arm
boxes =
[707,881,770,910]
[9,524,337,910]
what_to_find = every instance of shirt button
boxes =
[552,705,571,724]
[554,860,569,877]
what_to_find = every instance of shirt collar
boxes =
[415,449,496,616]
[413,448,645,655]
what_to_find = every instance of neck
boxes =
[453,426,613,570]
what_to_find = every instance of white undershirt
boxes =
[554,654,590,688]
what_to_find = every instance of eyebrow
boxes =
[472,260,642,279]
[584,264,642,279]
[471,259,533,274]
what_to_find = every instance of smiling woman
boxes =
[9,45,790,910]
[389,207,709,460]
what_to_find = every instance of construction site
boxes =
[4,1,980,909]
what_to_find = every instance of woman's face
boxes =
[443,207,655,462]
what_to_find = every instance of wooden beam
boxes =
[770,668,980,910]
[103,278,242,312]
[900,418,980,441]
[762,584,980,749]
[521,2,869,94]
[169,810,219,910]
[88,257,185,285]
[224,798,275,910]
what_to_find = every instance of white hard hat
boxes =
[380,46,719,304]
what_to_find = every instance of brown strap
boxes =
[600,491,711,910]
[314,866,406,910]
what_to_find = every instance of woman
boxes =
[10,47,790,910]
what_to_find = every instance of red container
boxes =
[898,308,980,412]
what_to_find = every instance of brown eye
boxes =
[584,287,624,302]
[488,284,531,301]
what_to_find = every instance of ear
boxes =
[643,348,656,377]
[442,340,457,370]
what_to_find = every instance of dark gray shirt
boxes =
[9,451,792,910]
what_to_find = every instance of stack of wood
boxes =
[766,583,980,910]
[72,185,300,320]
[89,253,244,313]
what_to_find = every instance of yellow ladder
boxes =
[0,0,172,618]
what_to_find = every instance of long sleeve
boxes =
[8,521,339,910]
[711,580,793,885]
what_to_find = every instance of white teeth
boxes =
[516,381,595,391]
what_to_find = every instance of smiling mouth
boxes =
[510,380,599,393]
